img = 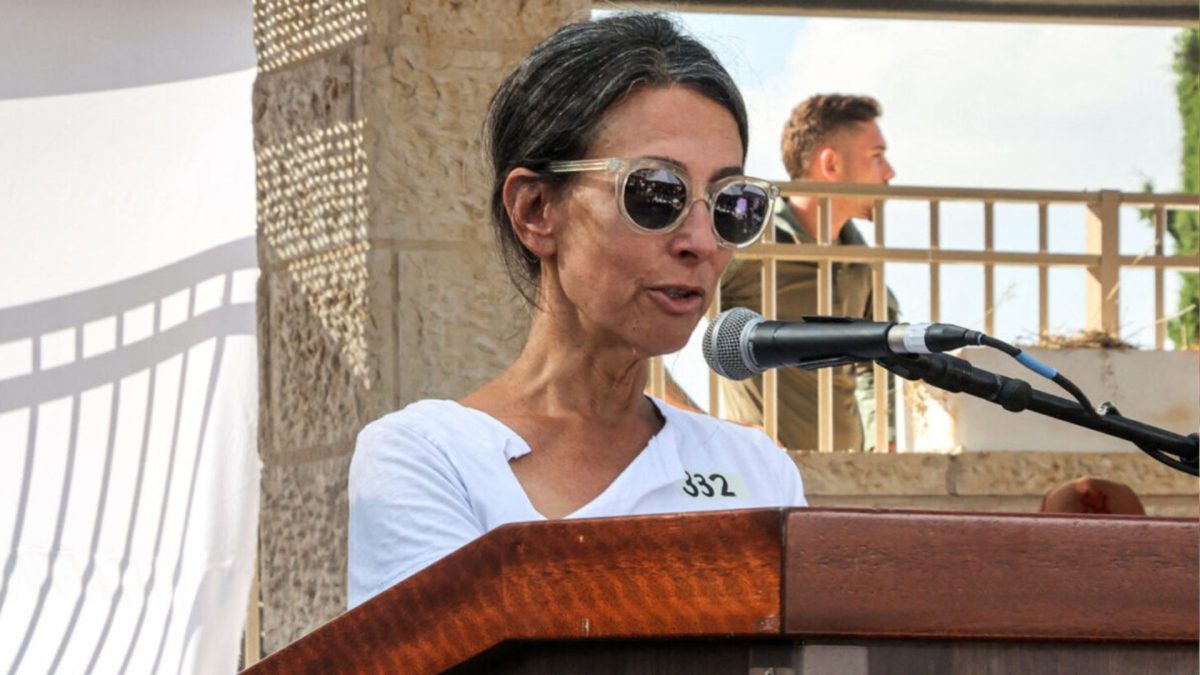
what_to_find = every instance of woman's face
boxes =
[548,84,744,357]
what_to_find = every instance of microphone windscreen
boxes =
[702,307,762,381]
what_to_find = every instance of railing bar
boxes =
[763,254,782,439]
[872,201,887,318]
[872,200,889,452]
[1154,205,1167,256]
[1155,205,1166,349]
[1155,266,1166,350]
[1115,254,1200,268]
[736,245,1104,266]
[1085,191,1121,335]
[817,197,833,452]
[984,201,995,335]
[774,180,1200,207]
[762,213,779,445]
[649,356,665,399]
[816,197,832,246]
[1038,202,1049,339]
[930,199,941,323]
[874,199,886,249]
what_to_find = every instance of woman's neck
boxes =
[494,306,653,423]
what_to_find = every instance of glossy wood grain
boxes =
[244,509,784,674]
[244,508,1199,674]
[785,509,1200,641]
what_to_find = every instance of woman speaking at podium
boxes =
[347,12,806,609]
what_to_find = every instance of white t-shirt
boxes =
[347,396,806,608]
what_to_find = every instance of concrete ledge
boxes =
[952,451,1198,496]
[806,494,1197,518]
[790,450,1198,517]
[791,451,952,496]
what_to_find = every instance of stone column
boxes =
[252,0,589,651]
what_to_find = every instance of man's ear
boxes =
[814,146,842,181]
[502,167,558,259]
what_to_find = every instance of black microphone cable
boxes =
[975,334,1099,418]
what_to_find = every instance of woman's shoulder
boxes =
[355,399,510,460]
[359,399,461,441]
[653,397,778,452]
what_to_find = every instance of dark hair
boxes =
[781,94,882,180]
[484,12,749,305]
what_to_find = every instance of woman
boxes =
[348,12,806,609]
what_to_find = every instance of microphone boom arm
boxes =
[877,353,1199,476]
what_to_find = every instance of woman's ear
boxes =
[503,167,558,260]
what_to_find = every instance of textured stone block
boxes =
[952,451,1199,497]
[255,47,367,267]
[259,453,350,653]
[369,0,589,46]
[364,47,505,243]
[790,451,952,496]
[367,128,492,244]
[254,0,367,74]
[263,245,394,457]
[394,246,526,403]
[253,45,363,148]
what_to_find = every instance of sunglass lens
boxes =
[623,168,686,231]
[713,183,771,246]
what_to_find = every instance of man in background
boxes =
[720,93,899,451]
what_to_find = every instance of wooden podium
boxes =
[245,509,1198,674]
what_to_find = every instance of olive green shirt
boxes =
[719,198,898,451]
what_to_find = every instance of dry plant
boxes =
[1028,329,1136,351]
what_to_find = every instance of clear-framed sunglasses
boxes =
[543,157,778,248]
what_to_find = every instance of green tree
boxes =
[1168,28,1199,348]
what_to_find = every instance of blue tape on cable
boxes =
[1016,351,1057,379]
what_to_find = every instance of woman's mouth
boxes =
[647,286,705,314]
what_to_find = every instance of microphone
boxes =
[702,307,984,380]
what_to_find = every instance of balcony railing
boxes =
[649,181,1200,453]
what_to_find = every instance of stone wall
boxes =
[252,0,589,652]
[795,451,1198,517]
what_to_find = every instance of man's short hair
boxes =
[781,94,882,179]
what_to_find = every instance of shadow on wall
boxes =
[1,0,255,99]
[0,238,258,675]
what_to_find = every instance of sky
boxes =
[593,9,1191,404]
[606,10,1186,334]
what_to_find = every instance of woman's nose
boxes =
[669,198,721,259]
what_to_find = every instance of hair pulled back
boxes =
[484,12,748,304]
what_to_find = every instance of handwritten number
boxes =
[683,472,699,497]
[712,474,736,497]
[683,471,737,497]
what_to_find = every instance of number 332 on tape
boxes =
[679,471,744,498]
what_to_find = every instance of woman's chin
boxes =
[640,330,695,359]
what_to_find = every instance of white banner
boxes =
[0,2,259,673]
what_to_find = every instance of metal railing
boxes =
[649,182,1200,453]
